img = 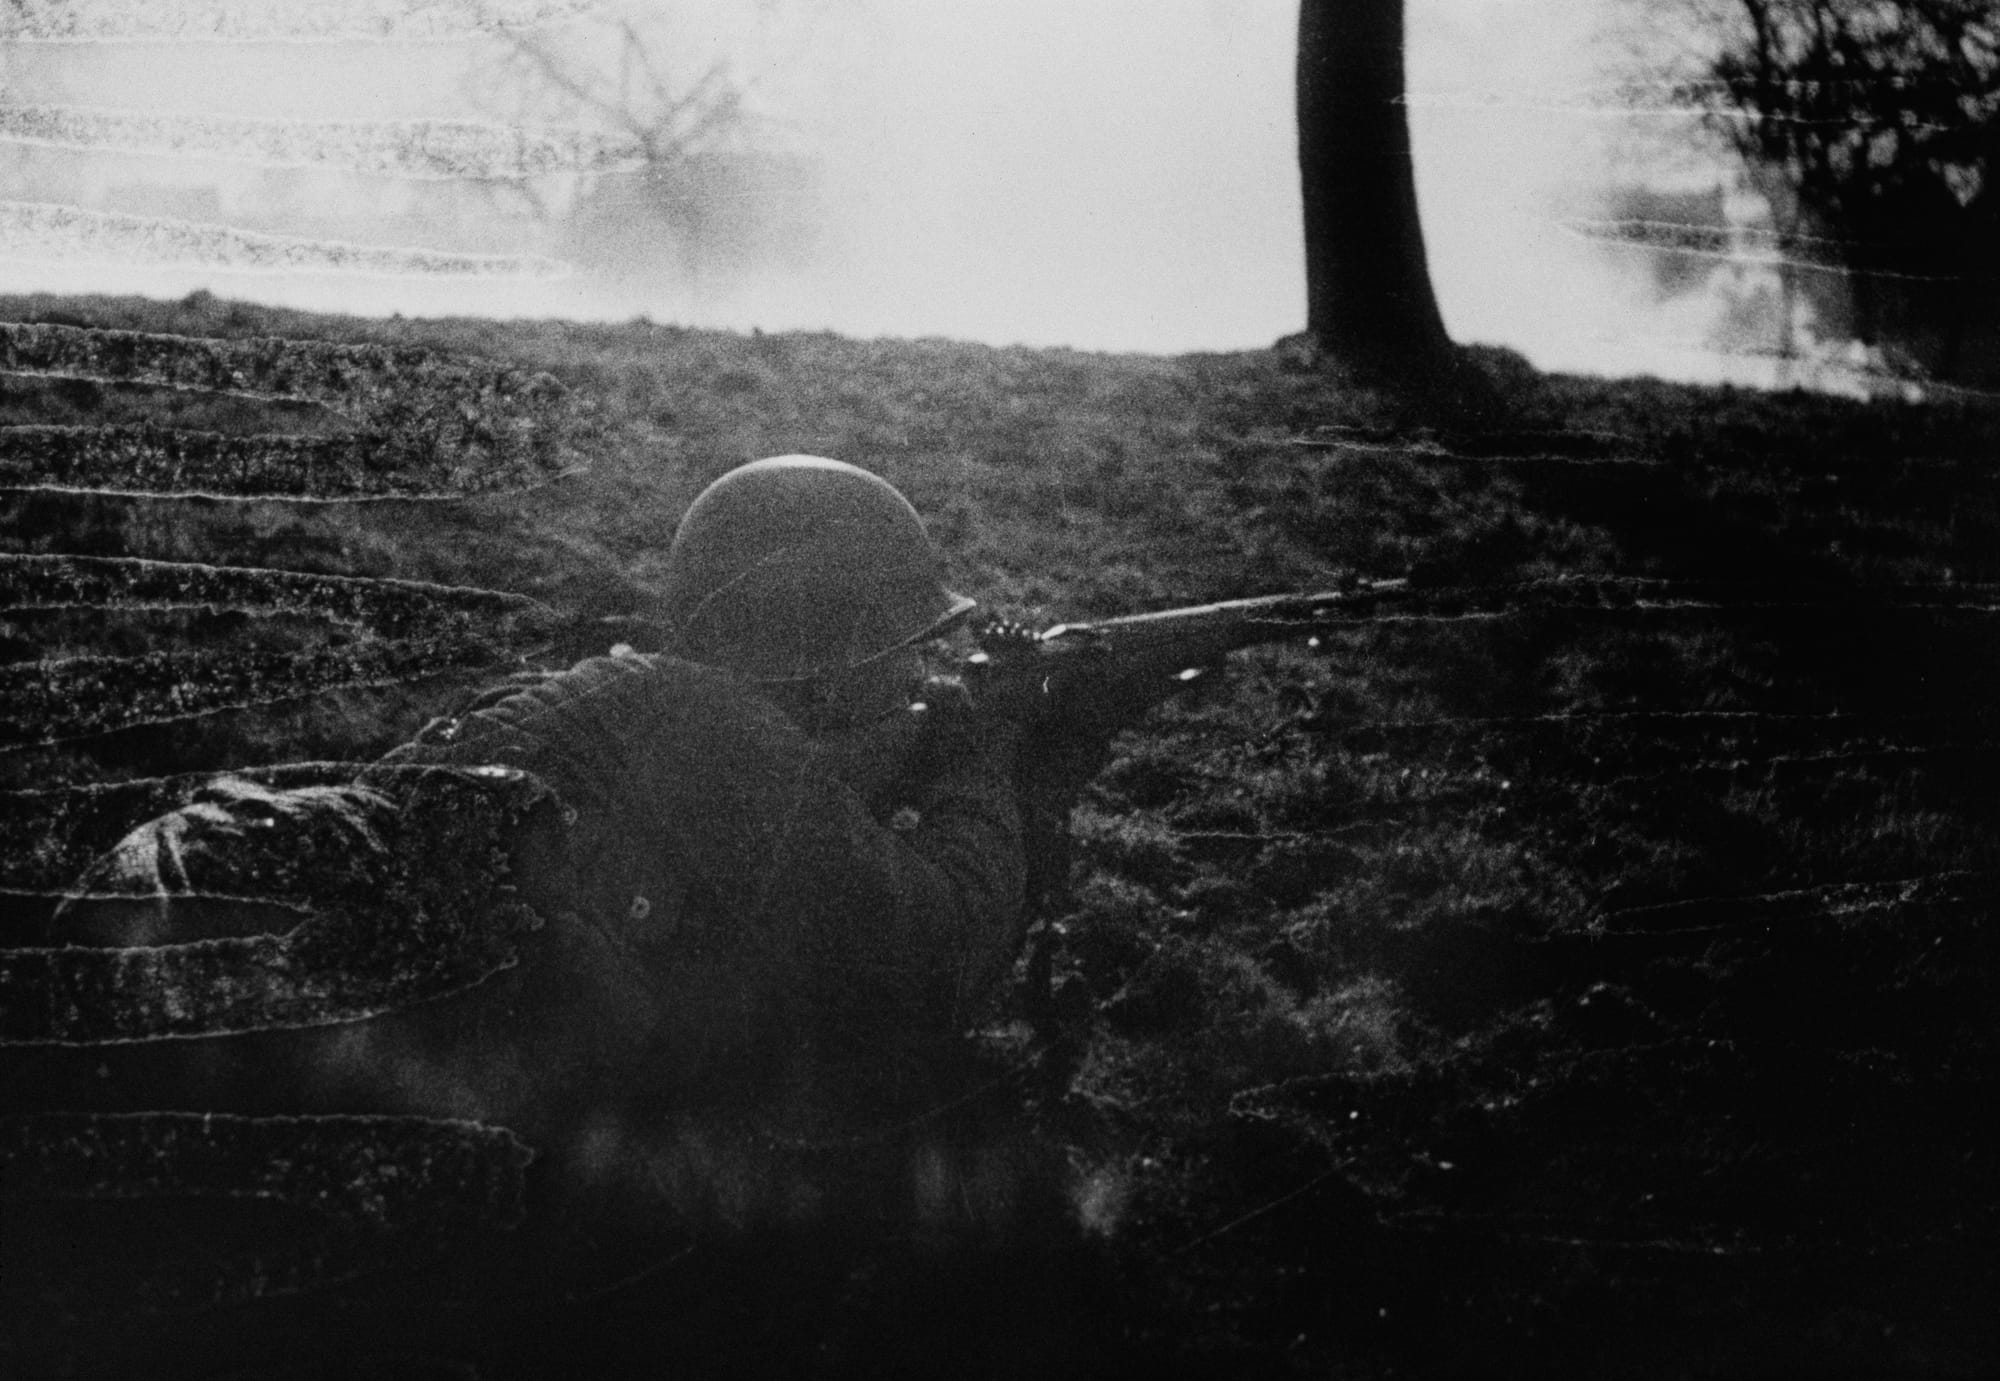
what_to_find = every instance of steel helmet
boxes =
[661,455,975,680]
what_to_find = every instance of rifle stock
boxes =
[956,577,1410,729]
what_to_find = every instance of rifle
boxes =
[950,576,1412,735]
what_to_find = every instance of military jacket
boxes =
[40,653,1031,1195]
[16,655,1045,1361]
[366,651,1031,1107]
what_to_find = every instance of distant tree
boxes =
[1689,0,1998,379]
[1295,0,1468,402]
[486,15,748,192]
[470,12,817,292]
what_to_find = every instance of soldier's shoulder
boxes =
[472,648,678,711]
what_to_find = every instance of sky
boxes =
[0,0,1833,388]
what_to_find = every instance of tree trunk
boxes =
[1297,0,1454,381]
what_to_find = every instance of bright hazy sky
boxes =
[0,0,1775,386]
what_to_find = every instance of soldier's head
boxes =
[661,455,973,730]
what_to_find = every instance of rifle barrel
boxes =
[962,579,1409,724]
[1042,579,1410,648]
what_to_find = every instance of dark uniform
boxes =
[360,648,1031,1129]
[44,457,1056,1236]
[20,458,1106,1377]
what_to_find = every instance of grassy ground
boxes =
[4,291,1998,1378]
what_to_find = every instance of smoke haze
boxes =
[0,0,1841,388]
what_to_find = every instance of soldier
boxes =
[47,455,1088,1247]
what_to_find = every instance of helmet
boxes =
[661,456,975,680]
